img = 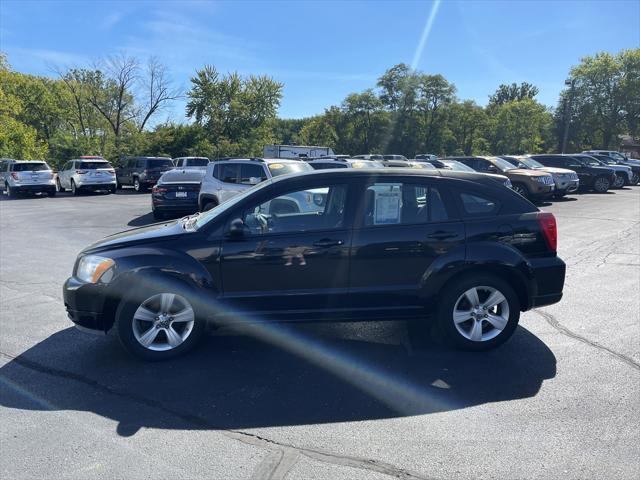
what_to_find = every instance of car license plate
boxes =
[175,192,187,198]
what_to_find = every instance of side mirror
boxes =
[242,177,262,185]
[227,218,246,238]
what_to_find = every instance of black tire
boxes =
[115,283,206,361]
[201,200,218,212]
[71,180,80,196]
[5,183,15,198]
[593,176,610,193]
[432,274,520,351]
[116,178,122,190]
[47,189,56,197]
[109,186,117,194]
[612,173,625,189]
[133,177,145,192]
[56,178,65,193]
[152,209,164,220]
[553,191,566,199]
[631,173,640,185]
[511,182,529,199]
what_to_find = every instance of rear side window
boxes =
[361,182,449,226]
[459,192,499,217]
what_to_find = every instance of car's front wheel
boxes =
[613,173,625,188]
[116,290,205,361]
[435,274,520,351]
[630,172,639,185]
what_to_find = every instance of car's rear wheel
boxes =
[109,185,117,194]
[56,178,65,193]
[71,180,80,196]
[116,290,205,361]
[511,183,529,199]
[5,182,14,198]
[201,200,218,212]
[593,176,610,193]
[613,173,625,188]
[435,274,520,351]
[133,178,142,192]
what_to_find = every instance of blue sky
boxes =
[1,0,639,121]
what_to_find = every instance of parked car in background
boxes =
[500,155,579,197]
[63,168,565,360]
[415,154,439,161]
[582,150,640,166]
[529,154,616,193]
[198,158,313,212]
[383,154,408,161]
[264,144,335,159]
[151,169,205,220]
[415,157,447,168]
[447,156,554,201]
[1,159,56,197]
[173,157,210,170]
[589,154,640,185]
[56,157,116,195]
[116,157,174,192]
[352,154,385,161]
[306,158,385,169]
[437,159,513,190]
[569,154,631,188]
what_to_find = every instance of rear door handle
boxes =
[427,231,457,240]
[313,239,344,248]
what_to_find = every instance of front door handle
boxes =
[313,239,344,248]
[427,231,457,240]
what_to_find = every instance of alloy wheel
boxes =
[452,286,510,342]
[594,177,609,192]
[132,293,195,352]
[613,175,625,188]
[134,179,140,191]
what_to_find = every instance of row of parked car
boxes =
[2,151,639,220]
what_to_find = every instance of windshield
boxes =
[519,157,545,169]
[193,180,272,230]
[442,160,474,172]
[267,162,312,177]
[492,157,517,171]
[351,160,384,168]
[147,159,173,168]
[13,162,49,171]
[609,152,627,162]
[79,161,113,169]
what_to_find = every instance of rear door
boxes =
[349,177,465,313]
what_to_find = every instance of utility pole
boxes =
[561,78,576,154]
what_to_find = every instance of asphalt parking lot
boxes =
[1,187,638,479]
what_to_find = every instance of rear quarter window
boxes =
[459,192,500,217]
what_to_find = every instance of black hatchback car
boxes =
[63,169,565,360]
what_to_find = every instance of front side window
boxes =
[361,182,448,226]
[459,192,499,217]
[241,184,348,235]
[240,164,268,183]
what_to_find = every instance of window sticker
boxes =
[374,190,401,224]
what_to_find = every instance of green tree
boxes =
[298,115,338,147]
[486,98,553,154]
[445,101,488,155]
[488,82,539,107]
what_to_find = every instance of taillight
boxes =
[10,172,19,180]
[152,186,167,194]
[108,170,115,175]
[537,212,557,252]
[76,170,88,174]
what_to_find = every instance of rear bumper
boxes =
[528,256,566,309]
[10,184,55,192]
[152,199,199,212]
[77,181,116,190]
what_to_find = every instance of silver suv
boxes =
[198,158,313,211]
[1,159,56,197]
[56,157,117,195]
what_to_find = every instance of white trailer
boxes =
[263,144,335,159]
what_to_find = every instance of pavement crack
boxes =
[533,309,640,372]
[0,350,430,480]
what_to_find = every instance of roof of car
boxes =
[159,169,205,183]
[212,157,305,164]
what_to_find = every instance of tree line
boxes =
[1,48,638,166]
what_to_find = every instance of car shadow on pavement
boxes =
[0,322,556,436]
[127,212,158,227]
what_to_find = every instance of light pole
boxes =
[561,78,575,154]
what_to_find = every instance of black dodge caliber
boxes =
[64,169,566,360]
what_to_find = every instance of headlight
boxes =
[76,255,115,284]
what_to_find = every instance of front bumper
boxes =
[529,184,555,199]
[63,276,111,332]
[555,179,579,194]
[529,256,566,309]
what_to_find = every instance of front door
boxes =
[219,180,353,318]
[348,178,465,314]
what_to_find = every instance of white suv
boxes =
[198,158,312,211]
[56,157,117,195]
